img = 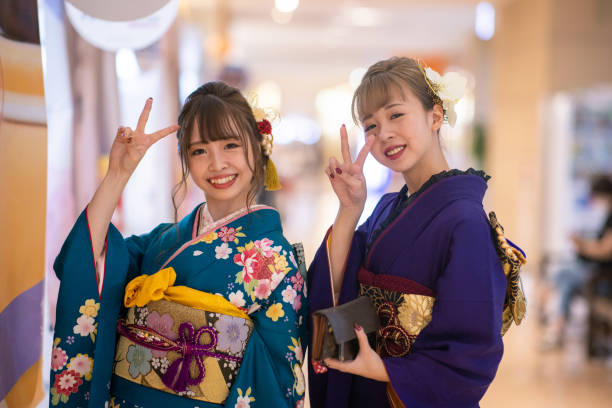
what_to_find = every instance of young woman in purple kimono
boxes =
[308,57,522,407]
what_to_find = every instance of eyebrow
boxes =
[361,102,404,122]
[188,137,240,148]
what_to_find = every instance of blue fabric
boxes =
[308,173,512,408]
[50,205,307,407]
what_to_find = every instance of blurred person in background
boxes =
[49,82,307,407]
[543,175,612,349]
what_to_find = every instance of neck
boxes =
[206,198,249,221]
[402,143,449,193]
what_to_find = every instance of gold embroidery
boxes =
[397,294,435,336]
[489,212,527,335]
[359,284,435,357]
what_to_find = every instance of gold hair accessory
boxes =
[249,96,281,191]
[417,60,467,127]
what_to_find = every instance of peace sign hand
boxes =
[326,125,374,211]
[108,98,180,177]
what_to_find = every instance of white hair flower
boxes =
[424,67,467,127]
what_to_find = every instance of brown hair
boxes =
[351,57,440,124]
[172,81,266,221]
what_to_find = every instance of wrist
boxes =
[338,204,364,218]
[104,169,131,186]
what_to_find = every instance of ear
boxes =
[431,104,444,132]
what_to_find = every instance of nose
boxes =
[377,122,394,141]
[207,148,227,172]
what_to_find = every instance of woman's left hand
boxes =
[324,324,390,382]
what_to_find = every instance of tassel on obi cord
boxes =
[124,267,250,320]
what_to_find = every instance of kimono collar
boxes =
[367,169,490,254]
[194,203,276,238]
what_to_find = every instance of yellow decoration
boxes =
[79,299,100,317]
[264,158,281,191]
[265,302,285,321]
[196,231,218,244]
[124,268,249,319]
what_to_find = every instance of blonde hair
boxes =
[352,57,439,123]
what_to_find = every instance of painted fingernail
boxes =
[330,173,335,179]
[342,124,346,128]
[336,168,342,175]
[354,323,362,331]
[147,97,153,102]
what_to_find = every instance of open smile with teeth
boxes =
[385,145,406,156]
[209,174,237,185]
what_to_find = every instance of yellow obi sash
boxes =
[114,268,253,403]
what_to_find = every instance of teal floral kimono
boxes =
[50,204,308,408]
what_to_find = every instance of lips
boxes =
[208,174,237,189]
[384,145,406,160]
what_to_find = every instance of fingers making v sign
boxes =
[109,98,180,176]
[326,124,375,211]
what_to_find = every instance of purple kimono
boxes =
[308,170,509,408]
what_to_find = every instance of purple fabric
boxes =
[0,280,43,399]
[307,174,508,408]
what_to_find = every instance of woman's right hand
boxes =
[108,98,180,177]
[325,124,374,212]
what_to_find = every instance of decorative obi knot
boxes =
[114,270,254,403]
[358,267,435,358]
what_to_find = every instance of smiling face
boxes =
[187,121,255,215]
[175,83,266,219]
[360,86,443,179]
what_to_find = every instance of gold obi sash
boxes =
[114,268,253,403]
[358,267,435,358]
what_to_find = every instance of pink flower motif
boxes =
[51,346,67,371]
[282,286,297,304]
[292,295,302,312]
[146,311,176,357]
[254,238,276,257]
[254,279,272,299]
[218,226,237,243]
[291,274,304,292]
[73,315,95,337]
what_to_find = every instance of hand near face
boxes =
[109,98,180,177]
[326,125,374,211]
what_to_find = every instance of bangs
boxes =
[352,74,405,123]
[185,95,250,145]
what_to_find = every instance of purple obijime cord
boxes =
[117,320,243,393]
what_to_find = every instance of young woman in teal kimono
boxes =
[50,82,308,407]
[308,57,526,407]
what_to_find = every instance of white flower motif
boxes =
[424,67,467,127]
[252,107,266,122]
[73,315,96,337]
[229,291,246,308]
[215,243,233,260]
[235,395,251,408]
[271,271,285,288]
[193,250,203,256]
[281,286,297,304]
[293,364,306,395]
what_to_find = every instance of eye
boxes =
[364,123,376,132]
[190,148,206,156]
[390,113,404,120]
[225,142,241,150]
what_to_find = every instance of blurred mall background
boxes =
[1,0,611,406]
